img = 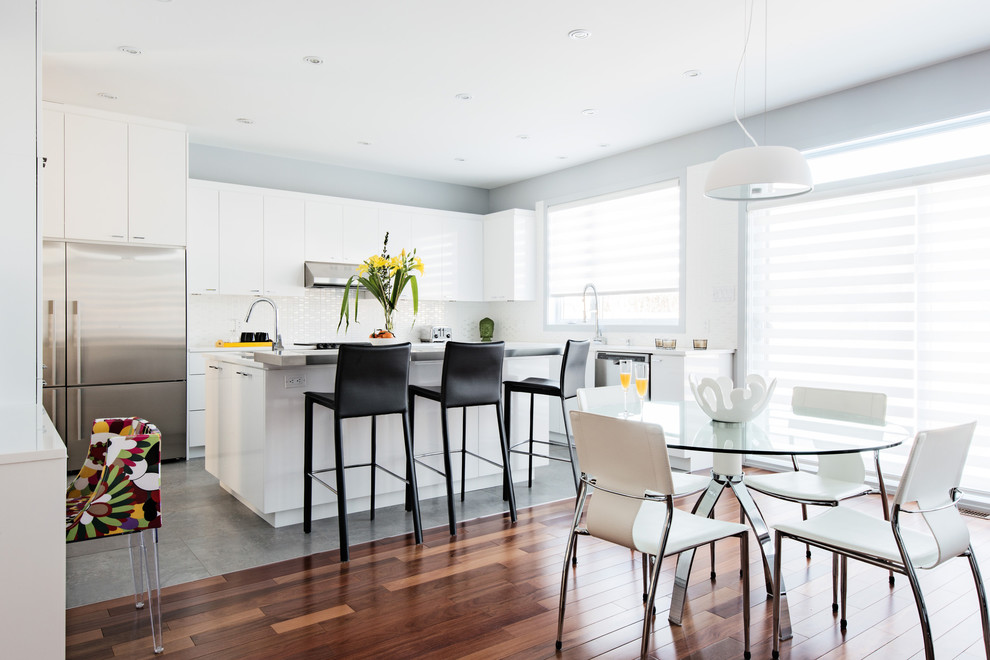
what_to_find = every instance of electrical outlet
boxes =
[285,374,307,388]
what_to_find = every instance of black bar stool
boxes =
[408,341,516,536]
[303,342,422,562]
[503,339,591,494]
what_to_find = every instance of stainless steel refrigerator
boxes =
[42,241,187,468]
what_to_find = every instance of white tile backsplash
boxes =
[188,291,494,348]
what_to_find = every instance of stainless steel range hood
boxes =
[304,261,360,287]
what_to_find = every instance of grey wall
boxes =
[489,48,990,211]
[189,143,490,215]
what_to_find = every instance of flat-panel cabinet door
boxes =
[410,213,443,300]
[442,217,483,301]
[263,195,305,296]
[128,123,187,246]
[64,113,128,242]
[42,109,65,238]
[304,200,343,262]
[379,209,412,257]
[218,190,264,295]
[187,184,220,294]
[341,205,381,262]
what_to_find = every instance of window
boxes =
[746,172,990,499]
[546,180,681,329]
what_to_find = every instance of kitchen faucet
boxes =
[245,297,284,351]
[582,283,605,343]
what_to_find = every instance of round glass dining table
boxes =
[584,398,911,640]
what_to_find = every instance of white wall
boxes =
[0,0,39,409]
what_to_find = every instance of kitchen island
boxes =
[204,342,563,527]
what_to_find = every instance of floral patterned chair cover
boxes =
[65,417,164,653]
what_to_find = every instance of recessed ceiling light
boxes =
[599,143,611,148]
[568,29,591,40]
[683,69,701,78]
[454,93,472,101]
[303,55,323,65]
[235,117,254,125]
[454,157,466,162]
[357,141,372,146]
[516,134,530,140]
[557,156,569,160]
[97,92,117,100]
[581,108,598,116]
[118,45,141,55]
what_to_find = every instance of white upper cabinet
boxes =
[128,123,187,245]
[186,183,220,294]
[483,209,536,301]
[48,105,187,245]
[42,109,65,238]
[341,205,381,262]
[303,201,343,262]
[218,190,264,295]
[409,213,444,300]
[379,208,412,258]
[442,216,484,301]
[64,113,128,242]
[262,195,305,296]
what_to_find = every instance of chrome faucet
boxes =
[245,297,284,351]
[582,283,605,343]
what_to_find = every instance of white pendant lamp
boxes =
[705,0,813,201]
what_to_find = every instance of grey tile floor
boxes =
[66,440,577,609]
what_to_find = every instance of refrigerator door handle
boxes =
[44,299,55,382]
[68,387,82,448]
[69,300,80,385]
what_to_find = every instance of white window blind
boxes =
[546,180,680,326]
[747,173,990,498]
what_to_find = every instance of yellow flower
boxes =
[412,257,425,274]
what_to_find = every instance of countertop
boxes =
[205,341,564,368]
[590,345,735,357]
[0,404,66,465]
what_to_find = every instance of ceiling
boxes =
[42,0,990,190]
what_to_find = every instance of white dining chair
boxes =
[557,410,752,660]
[744,386,890,607]
[576,387,713,593]
[772,421,987,660]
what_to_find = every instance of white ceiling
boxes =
[42,0,990,189]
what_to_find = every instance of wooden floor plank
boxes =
[65,478,990,659]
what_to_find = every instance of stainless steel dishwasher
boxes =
[594,350,652,399]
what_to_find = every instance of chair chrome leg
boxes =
[556,481,588,651]
[741,531,751,660]
[840,554,848,630]
[772,530,783,659]
[669,478,724,626]
[902,553,935,659]
[832,552,840,612]
[965,547,990,659]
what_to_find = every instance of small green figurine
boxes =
[479,317,494,342]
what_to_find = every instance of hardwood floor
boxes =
[66,483,990,659]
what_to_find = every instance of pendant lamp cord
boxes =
[731,0,760,148]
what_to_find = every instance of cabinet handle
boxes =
[208,365,220,370]
[236,371,252,377]
[111,234,125,239]
[132,236,145,240]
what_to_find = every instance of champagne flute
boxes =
[618,360,632,418]
[635,362,649,417]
